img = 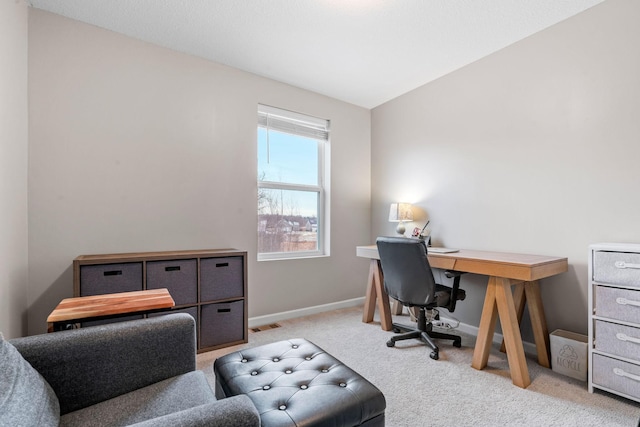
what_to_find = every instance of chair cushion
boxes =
[129,395,261,427]
[59,370,215,427]
[0,333,60,427]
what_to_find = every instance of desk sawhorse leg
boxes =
[362,259,402,331]
[472,277,551,388]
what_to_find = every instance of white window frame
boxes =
[257,104,330,261]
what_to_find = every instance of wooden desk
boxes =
[356,245,568,388]
[47,289,175,332]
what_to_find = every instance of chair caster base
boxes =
[430,351,439,360]
[386,340,395,347]
[453,338,462,348]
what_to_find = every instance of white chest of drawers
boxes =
[589,243,640,402]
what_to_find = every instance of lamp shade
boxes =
[388,203,413,222]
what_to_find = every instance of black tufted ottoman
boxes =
[214,338,386,426]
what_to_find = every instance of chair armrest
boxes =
[129,396,260,427]
[444,270,466,311]
[10,313,196,415]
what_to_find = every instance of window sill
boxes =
[258,252,329,262]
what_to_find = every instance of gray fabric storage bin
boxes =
[595,320,640,363]
[80,262,143,296]
[550,329,588,381]
[200,257,244,302]
[146,259,197,305]
[595,285,640,324]
[594,251,640,287]
[200,301,244,348]
[592,353,640,400]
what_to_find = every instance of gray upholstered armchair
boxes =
[1,313,259,427]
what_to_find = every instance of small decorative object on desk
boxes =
[412,221,430,246]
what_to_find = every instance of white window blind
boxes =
[258,105,329,141]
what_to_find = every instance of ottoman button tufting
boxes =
[214,339,386,426]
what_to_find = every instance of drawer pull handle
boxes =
[216,263,229,268]
[217,308,231,313]
[615,261,640,270]
[165,266,181,272]
[616,297,640,308]
[616,333,640,345]
[104,270,122,276]
[614,368,640,383]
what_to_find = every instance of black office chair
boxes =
[376,236,466,360]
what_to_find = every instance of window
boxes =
[257,105,329,260]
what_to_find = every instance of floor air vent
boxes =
[250,323,281,333]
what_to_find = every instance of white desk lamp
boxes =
[388,203,413,235]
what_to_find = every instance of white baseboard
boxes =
[249,298,538,357]
[248,297,366,329]
[455,321,538,357]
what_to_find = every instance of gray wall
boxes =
[0,0,29,339]
[27,10,372,335]
[371,0,640,338]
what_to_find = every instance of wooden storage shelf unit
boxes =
[73,248,248,353]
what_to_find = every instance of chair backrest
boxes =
[376,236,437,307]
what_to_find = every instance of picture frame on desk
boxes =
[410,227,431,246]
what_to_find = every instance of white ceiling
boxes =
[28,0,605,109]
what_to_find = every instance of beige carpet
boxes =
[197,306,640,426]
